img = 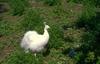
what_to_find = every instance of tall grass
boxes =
[21,9,43,31]
[0,20,12,36]
[2,50,44,64]
[8,0,29,15]
[49,24,64,49]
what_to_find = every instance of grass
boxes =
[36,0,61,6]
[21,8,44,31]
[0,0,100,64]
[8,0,29,16]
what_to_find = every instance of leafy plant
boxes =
[85,52,95,63]
[97,57,100,64]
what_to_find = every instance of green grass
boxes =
[8,0,29,15]
[2,51,44,64]
[0,0,100,64]
[21,8,44,31]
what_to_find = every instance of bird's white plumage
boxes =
[21,22,50,53]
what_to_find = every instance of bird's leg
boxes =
[24,49,29,53]
[34,53,37,57]
[34,53,39,61]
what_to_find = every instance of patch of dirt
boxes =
[0,2,22,23]
[0,35,7,41]
[0,35,17,63]
[0,45,14,63]
[32,2,43,7]
[29,0,53,8]
[3,15,20,22]
[67,4,83,22]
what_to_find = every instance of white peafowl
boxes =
[21,22,50,55]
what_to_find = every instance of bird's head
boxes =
[44,22,50,29]
[45,25,50,29]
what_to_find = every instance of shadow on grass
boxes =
[0,3,7,13]
[75,12,100,64]
[62,12,100,64]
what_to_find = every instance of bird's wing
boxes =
[26,31,40,42]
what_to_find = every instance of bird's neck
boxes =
[43,28,49,37]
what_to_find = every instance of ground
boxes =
[0,0,99,64]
